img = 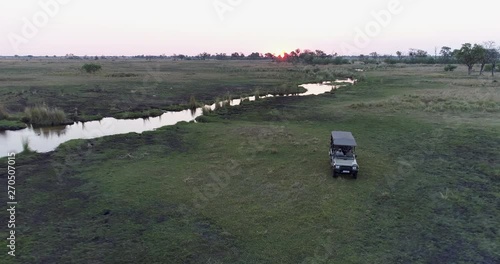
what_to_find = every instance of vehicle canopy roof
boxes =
[331,131,357,146]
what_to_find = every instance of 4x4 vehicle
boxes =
[329,131,359,179]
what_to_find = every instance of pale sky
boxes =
[1,0,499,56]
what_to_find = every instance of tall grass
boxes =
[0,104,9,120]
[24,105,67,126]
[222,93,232,108]
[188,95,198,110]
[213,95,232,111]
[220,100,230,108]
[202,106,212,115]
[21,138,34,154]
[254,89,261,101]
[214,97,222,110]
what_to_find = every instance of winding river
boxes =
[0,79,355,156]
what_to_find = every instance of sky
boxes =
[0,0,499,56]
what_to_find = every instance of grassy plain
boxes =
[0,60,499,263]
[0,59,349,123]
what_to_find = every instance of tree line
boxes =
[369,42,499,76]
[48,41,500,76]
[178,42,500,75]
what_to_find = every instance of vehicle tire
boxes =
[352,172,358,179]
[332,170,338,178]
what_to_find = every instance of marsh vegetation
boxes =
[0,60,498,263]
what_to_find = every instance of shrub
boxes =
[195,115,210,123]
[82,63,102,73]
[24,105,67,126]
[444,65,457,72]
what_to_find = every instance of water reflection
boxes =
[0,80,354,156]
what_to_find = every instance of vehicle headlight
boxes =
[352,166,358,170]
[335,166,340,169]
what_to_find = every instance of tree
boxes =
[247,52,261,60]
[453,43,485,75]
[300,50,315,64]
[231,52,240,59]
[489,48,500,76]
[198,52,211,60]
[396,51,403,60]
[492,46,500,77]
[440,46,452,62]
[315,49,327,58]
[264,53,275,60]
[289,51,299,63]
[215,53,227,60]
[409,49,428,57]
[479,41,498,76]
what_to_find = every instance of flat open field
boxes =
[1,61,499,263]
[0,59,345,120]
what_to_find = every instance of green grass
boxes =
[0,119,27,130]
[0,59,355,121]
[351,94,500,113]
[0,63,498,263]
[0,104,27,130]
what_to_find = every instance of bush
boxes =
[444,65,457,72]
[24,105,67,126]
[195,115,210,123]
[82,63,102,73]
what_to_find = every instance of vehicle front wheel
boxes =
[352,172,358,179]
[332,170,338,178]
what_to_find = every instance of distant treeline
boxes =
[10,43,499,74]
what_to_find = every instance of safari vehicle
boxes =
[329,131,359,179]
